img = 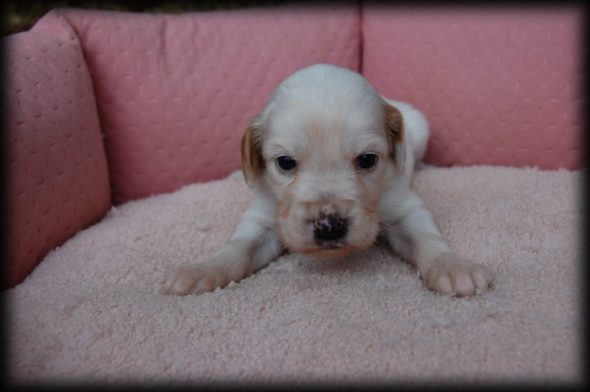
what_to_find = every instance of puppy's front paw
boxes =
[162,264,229,296]
[421,252,493,297]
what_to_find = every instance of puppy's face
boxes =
[242,65,403,259]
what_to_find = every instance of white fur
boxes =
[163,64,493,297]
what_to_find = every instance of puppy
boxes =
[163,64,493,297]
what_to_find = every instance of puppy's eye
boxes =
[355,153,379,170]
[276,156,297,171]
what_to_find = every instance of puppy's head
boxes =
[241,64,403,259]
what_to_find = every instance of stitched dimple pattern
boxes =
[5,26,110,288]
[362,8,581,170]
[48,6,360,204]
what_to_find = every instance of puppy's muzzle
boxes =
[313,213,348,244]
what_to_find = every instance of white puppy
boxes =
[163,64,493,297]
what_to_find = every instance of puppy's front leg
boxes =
[163,193,282,296]
[380,188,493,297]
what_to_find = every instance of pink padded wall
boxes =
[40,5,360,204]
[5,20,110,288]
[362,7,582,169]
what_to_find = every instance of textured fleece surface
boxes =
[6,166,581,385]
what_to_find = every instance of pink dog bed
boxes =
[8,166,579,383]
[4,4,581,385]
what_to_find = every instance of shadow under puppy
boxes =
[163,63,494,297]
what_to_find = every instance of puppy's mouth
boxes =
[302,242,358,260]
[316,240,346,250]
[278,212,379,260]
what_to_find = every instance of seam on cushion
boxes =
[32,9,81,44]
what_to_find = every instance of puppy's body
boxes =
[164,64,493,297]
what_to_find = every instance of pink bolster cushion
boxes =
[362,7,581,169]
[5,17,110,288]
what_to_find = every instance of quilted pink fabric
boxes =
[40,5,360,204]
[362,7,582,169]
[5,22,110,288]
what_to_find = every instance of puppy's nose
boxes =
[313,214,348,242]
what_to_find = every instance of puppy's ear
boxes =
[240,118,265,187]
[383,101,405,167]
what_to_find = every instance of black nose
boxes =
[313,214,348,242]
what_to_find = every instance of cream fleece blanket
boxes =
[6,166,581,385]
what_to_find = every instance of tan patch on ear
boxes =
[383,101,404,159]
[240,121,265,186]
